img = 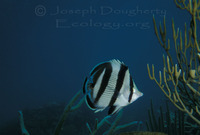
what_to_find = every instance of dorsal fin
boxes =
[110,59,125,66]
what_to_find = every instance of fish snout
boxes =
[135,88,143,97]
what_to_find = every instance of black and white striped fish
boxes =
[83,59,143,115]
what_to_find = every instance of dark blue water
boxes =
[0,0,190,130]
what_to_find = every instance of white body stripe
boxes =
[113,69,131,106]
[95,60,121,107]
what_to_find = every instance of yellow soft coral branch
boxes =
[147,62,200,125]
[175,0,200,51]
[183,72,200,96]
[148,0,200,125]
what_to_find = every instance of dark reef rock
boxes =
[0,102,96,135]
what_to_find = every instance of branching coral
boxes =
[54,90,84,135]
[86,110,142,135]
[147,0,200,125]
[146,99,187,135]
[18,111,30,135]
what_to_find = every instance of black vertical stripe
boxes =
[108,106,116,115]
[128,76,134,102]
[109,64,128,106]
[94,63,112,104]
[90,62,108,76]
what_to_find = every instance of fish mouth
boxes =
[134,88,143,97]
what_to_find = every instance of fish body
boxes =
[83,59,143,115]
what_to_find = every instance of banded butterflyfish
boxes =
[83,59,143,115]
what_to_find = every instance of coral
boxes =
[146,99,187,135]
[86,110,143,135]
[86,115,111,135]
[147,0,200,125]
[17,90,142,135]
[18,111,30,135]
[53,90,84,135]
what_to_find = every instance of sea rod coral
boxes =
[147,0,200,125]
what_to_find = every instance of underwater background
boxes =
[0,0,198,135]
